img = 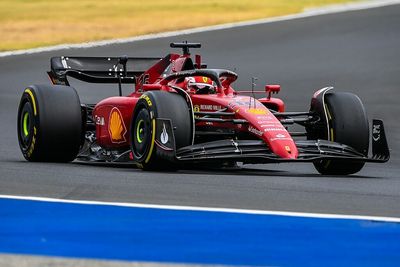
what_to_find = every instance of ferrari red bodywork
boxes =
[91,46,296,159]
[41,42,389,173]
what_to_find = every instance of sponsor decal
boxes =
[259,121,275,125]
[257,119,275,125]
[140,95,153,107]
[248,126,263,136]
[270,133,293,142]
[199,105,222,111]
[270,137,293,142]
[108,107,127,144]
[27,127,36,157]
[137,74,150,85]
[246,108,268,115]
[260,124,280,127]
[268,133,292,142]
[193,105,200,112]
[94,115,105,126]
[155,119,174,152]
[373,124,381,141]
[256,116,271,120]
[160,123,169,144]
[263,128,286,132]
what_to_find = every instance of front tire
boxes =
[130,91,192,170]
[17,85,83,162]
[311,92,369,175]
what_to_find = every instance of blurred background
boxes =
[0,0,357,51]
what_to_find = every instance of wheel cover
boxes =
[136,119,145,144]
[23,112,30,137]
[19,101,33,149]
[132,108,152,160]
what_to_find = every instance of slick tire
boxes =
[130,91,192,170]
[17,85,83,162]
[312,92,369,175]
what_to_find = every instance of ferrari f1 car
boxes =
[17,42,389,174]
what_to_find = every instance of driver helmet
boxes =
[186,76,215,94]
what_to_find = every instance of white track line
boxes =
[2,0,400,223]
[1,0,400,58]
[1,194,400,223]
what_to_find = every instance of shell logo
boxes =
[108,107,127,143]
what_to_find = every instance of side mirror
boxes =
[265,84,281,99]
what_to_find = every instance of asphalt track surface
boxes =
[0,4,399,217]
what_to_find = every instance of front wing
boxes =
[157,119,389,164]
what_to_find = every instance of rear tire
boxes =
[311,92,369,175]
[17,85,83,162]
[130,91,192,170]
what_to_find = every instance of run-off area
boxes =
[0,197,399,266]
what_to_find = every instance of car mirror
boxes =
[265,84,281,99]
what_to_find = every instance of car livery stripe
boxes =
[0,195,399,266]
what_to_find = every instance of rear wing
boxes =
[48,56,162,85]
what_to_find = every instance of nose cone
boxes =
[234,101,298,159]
[226,96,299,159]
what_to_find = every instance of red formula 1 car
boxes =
[17,42,389,174]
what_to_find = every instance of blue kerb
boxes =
[0,198,399,266]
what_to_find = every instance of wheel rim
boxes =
[23,112,30,137]
[136,119,144,144]
[19,101,34,149]
[132,108,152,160]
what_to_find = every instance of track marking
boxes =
[0,0,400,58]
[0,253,205,267]
[0,194,399,222]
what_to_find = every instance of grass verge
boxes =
[0,0,358,51]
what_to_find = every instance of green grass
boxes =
[0,0,358,51]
